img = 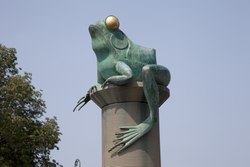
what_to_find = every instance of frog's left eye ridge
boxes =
[105,15,120,30]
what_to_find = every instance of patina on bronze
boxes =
[74,15,171,166]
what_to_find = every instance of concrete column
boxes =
[90,82,169,167]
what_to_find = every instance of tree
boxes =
[0,44,62,167]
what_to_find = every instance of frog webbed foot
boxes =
[73,84,101,111]
[89,84,102,93]
[108,117,153,153]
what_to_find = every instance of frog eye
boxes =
[105,15,120,30]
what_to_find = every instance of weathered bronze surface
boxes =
[74,15,171,154]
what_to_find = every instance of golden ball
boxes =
[105,15,120,30]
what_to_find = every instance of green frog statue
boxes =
[74,15,171,153]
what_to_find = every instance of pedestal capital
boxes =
[90,82,170,108]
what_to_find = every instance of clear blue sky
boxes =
[1,0,250,166]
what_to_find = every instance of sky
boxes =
[1,0,250,166]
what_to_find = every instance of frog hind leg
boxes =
[109,64,170,153]
[142,64,171,121]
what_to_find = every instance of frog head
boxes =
[88,15,130,62]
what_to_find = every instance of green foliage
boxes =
[0,44,62,167]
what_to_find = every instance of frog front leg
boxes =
[102,61,133,87]
[109,64,170,153]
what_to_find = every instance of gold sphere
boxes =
[105,15,120,30]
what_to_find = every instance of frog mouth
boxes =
[88,24,113,57]
[89,24,99,38]
[89,24,109,39]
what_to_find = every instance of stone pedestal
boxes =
[90,82,169,167]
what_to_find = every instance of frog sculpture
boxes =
[74,15,171,153]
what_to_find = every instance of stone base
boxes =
[90,82,169,167]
